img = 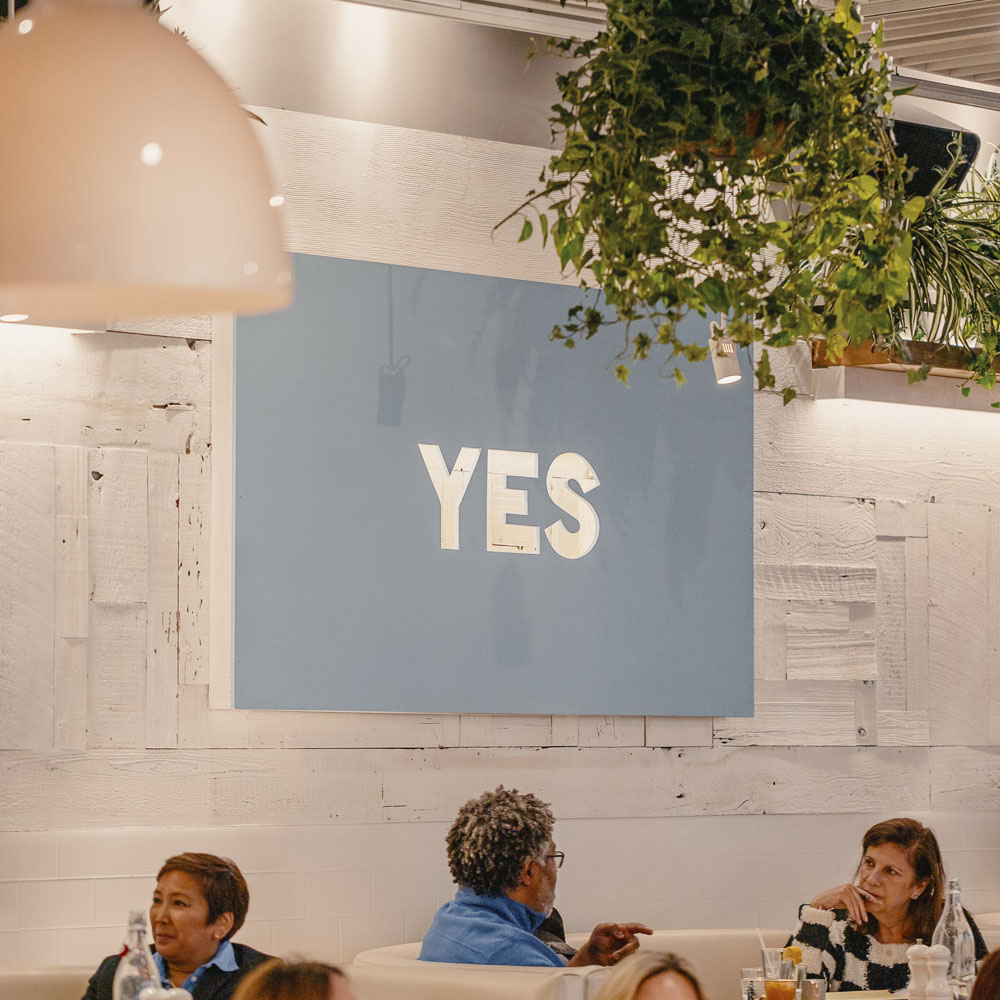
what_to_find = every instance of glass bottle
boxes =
[111,909,160,1000]
[931,878,976,1000]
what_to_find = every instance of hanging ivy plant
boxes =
[501,0,953,401]
[890,157,1000,395]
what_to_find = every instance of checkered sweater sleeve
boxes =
[787,905,912,992]
[788,904,845,986]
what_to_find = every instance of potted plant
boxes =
[504,0,1000,400]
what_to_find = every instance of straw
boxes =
[757,928,768,953]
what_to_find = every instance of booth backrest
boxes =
[349,928,790,1000]
[349,942,611,1000]
[977,913,1000,953]
[0,966,92,1000]
[566,927,789,1000]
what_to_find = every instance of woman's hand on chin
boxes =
[810,884,870,926]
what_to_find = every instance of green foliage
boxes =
[500,0,956,390]
[890,158,1000,392]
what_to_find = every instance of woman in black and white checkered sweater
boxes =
[788,818,987,992]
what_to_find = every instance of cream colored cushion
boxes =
[0,967,93,1000]
[976,913,1000,953]
[566,927,789,1000]
[349,942,611,1000]
[350,929,790,1000]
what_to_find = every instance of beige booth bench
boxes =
[0,966,92,1000]
[349,928,790,1000]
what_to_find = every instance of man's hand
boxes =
[568,922,653,967]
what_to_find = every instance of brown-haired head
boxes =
[157,853,250,939]
[232,959,351,1000]
[857,818,944,941]
[593,952,705,1000]
[970,948,1000,1000]
[446,786,554,897]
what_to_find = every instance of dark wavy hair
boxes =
[233,960,347,1000]
[855,818,944,942]
[446,786,554,896]
[157,853,250,939]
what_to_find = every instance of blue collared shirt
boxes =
[154,939,237,993]
[419,886,567,967]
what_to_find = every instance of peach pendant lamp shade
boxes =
[0,0,293,327]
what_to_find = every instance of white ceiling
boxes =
[343,0,1000,90]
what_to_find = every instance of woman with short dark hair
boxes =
[788,818,987,992]
[82,852,271,1000]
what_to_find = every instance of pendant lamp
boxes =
[0,0,292,327]
[709,318,742,385]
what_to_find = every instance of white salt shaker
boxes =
[927,943,953,1000]
[908,943,930,1000]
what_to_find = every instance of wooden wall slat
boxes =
[262,109,565,285]
[928,503,989,746]
[577,717,646,747]
[645,717,713,747]
[755,494,875,565]
[54,447,89,640]
[108,315,212,341]
[785,601,850,630]
[206,749,383,825]
[715,680,858,746]
[179,452,210,685]
[86,604,147,749]
[146,454,180,749]
[550,716,583,746]
[459,715,554,747]
[381,746,931,821]
[786,628,876,680]
[876,499,927,539]
[755,564,876,602]
[89,449,148,605]
[0,443,55,750]
[0,332,210,453]
[754,391,1000,505]
[754,597,788,680]
[53,638,88,750]
[875,538,906,711]
[905,535,929,713]
[855,679,878,745]
[248,710,460,749]
[930,746,1000,808]
[877,709,930,746]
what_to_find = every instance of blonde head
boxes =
[232,959,352,1000]
[594,952,705,1000]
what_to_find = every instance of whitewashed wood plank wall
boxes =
[1,109,998,842]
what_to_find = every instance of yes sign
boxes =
[418,444,600,559]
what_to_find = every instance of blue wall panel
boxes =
[233,253,753,716]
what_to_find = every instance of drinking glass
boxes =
[763,980,796,1000]
[800,981,827,1000]
[762,949,795,980]
[741,968,765,1000]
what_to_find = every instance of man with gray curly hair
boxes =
[419,786,651,967]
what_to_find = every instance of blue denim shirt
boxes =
[419,886,566,967]
[154,939,237,992]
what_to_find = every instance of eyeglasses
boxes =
[542,851,565,869]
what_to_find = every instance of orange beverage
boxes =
[764,980,797,1000]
